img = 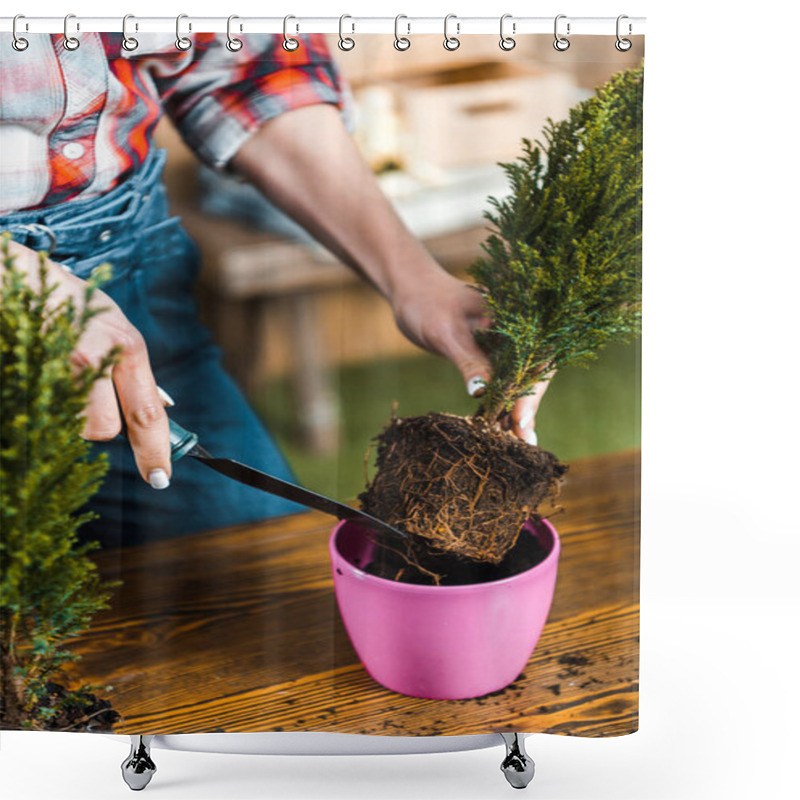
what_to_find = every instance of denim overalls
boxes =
[1,149,303,548]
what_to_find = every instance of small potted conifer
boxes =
[0,236,121,731]
[330,67,643,699]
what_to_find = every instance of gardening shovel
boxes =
[164,417,409,542]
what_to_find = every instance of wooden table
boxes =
[72,449,640,737]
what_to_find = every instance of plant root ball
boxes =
[359,412,567,565]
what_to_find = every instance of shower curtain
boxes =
[0,23,643,744]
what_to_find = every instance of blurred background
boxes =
[155,34,643,500]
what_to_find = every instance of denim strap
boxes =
[0,149,168,262]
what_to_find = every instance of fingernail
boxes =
[467,376,487,397]
[157,386,175,407]
[519,410,533,431]
[524,429,538,446]
[148,469,170,490]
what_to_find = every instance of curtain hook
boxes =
[226,15,243,52]
[283,15,300,52]
[176,13,192,51]
[338,14,355,51]
[443,14,460,51]
[122,14,138,51]
[63,13,80,50]
[553,14,570,51]
[499,14,516,51]
[616,14,632,51]
[394,15,411,51]
[12,14,29,51]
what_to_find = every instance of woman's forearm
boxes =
[229,104,439,301]
[228,103,545,443]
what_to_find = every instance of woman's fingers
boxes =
[81,375,121,440]
[12,245,172,488]
[73,288,171,489]
[462,315,494,397]
[441,324,492,397]
[395,277,495,397]
[510,379,552,445]
[112,329,172,489]
[391,270,554,444]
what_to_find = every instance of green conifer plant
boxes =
[0,234,120,730]
[360,67,643,583]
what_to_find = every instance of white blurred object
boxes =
[396,64,578,177]
[354,85,405,173]
[379,164,510,239]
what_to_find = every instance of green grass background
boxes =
[253,339,640,500]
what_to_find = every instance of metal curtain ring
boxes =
[283,15,299,52]
[499,13,515,51]
[443,14,460,51]
[63,13,80,50]
[394,15,411,51]
[553,14,570,51]
[338,14,355,51]
[616,14,632,51]
[175,14,192,51]
[226,15,243,52]
[122,14,138,51]
[12,14,28,51]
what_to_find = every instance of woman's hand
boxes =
[500,379,551,446]
[6,241,171,488]
[390,267,550,445]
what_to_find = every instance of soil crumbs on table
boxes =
[37,682,120,732]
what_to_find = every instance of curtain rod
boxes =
[0,16,646,36]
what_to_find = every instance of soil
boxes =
[0,682,121,732]
[359,412,567,583]
[364,520,550,585]
[557,653,592,677]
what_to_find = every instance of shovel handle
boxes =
[118,414,198,461]
[117,385,199,462]
[167,417,200,462]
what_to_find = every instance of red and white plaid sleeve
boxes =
[146,33,347,168]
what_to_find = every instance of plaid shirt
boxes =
[0,33,344,214]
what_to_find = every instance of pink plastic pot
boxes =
[329,518,560,700]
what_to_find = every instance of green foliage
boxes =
[469,67,644,422]
[0,234,119,729]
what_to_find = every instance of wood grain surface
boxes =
[69,448,640,737]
